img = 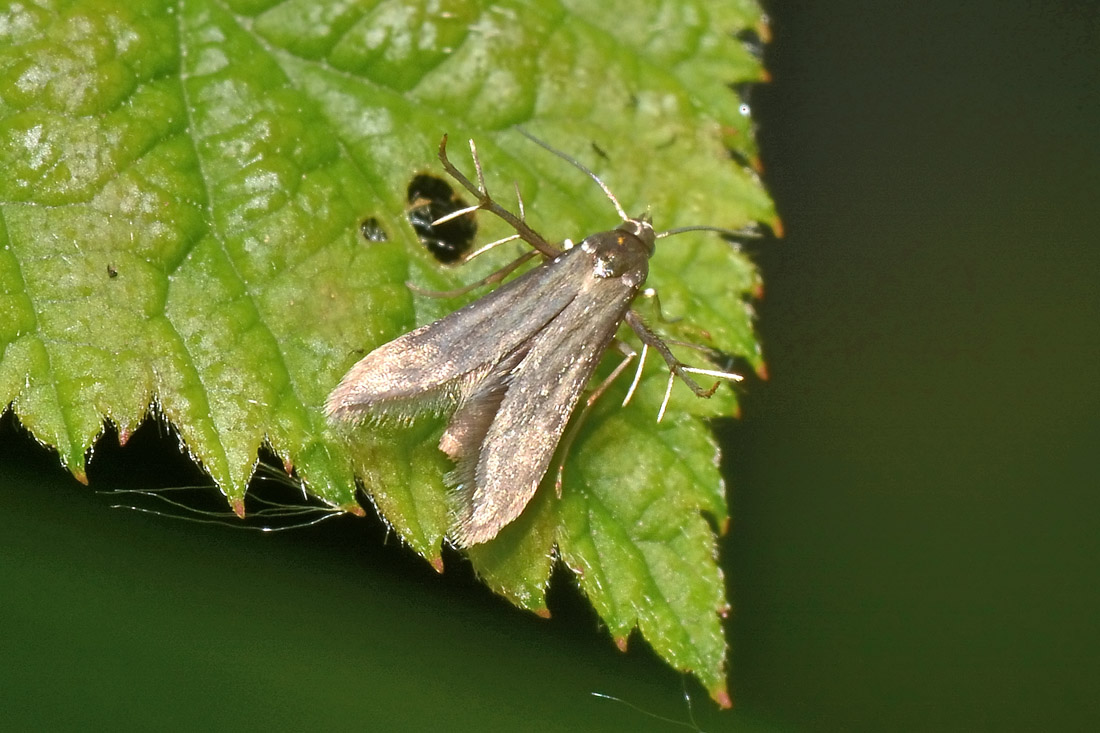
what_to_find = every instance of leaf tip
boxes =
[72,467,89,485]
[755,360,770,381]
[343,503,366,517]
[118,426,132,446]
[614,636,629,653]
[756,16,773,44]
[230,497,246,519]
[429,555,445,574]
[533,607,551,620]
[712,684,733,710]
[771,216,786,239]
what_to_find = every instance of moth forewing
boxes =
[323,242,593,423]
[452,228,652,546]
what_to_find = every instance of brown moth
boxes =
[325,134,747,546]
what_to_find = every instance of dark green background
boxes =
[2,2,1097,730]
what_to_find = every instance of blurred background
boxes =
[2,1,1097,730]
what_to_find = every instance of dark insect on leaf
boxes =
[406,173,477,263]
[359,217,389,243]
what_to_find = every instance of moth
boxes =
[326,133,749,546]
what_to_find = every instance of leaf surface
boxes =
[0,0,777,702]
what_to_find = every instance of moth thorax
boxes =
[585,228,652,283]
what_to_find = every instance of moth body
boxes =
[325,220,654,546]
[326,134,745,546]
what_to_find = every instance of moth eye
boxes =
[406,173,478,264]
[359,217,389,243]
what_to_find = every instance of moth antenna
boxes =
[657,224,763,240]
[517,128,630,222]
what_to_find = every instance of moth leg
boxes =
[514,181,526,222]
[621,342,649,407]
[407,249,540,299]
[657,364,746,422]
[469,138,490,194]
[625,310,709,396]
[459,233,522,263]
[428,202,481,227]
[657,337,743,386]
[637,287,730,347]
[553,342,638,497]
[638,289,742,349]
[624,311,743,419]
[437,135,561,258]
[657,370,677,423]
[637,287,682,325]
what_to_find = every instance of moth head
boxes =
[617,215,656,256]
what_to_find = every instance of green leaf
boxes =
[0,0,776,703]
